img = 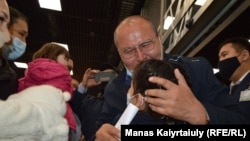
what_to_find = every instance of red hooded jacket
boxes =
[18,58,76,131]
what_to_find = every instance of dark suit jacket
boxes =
[231,72,250,122]
[0,59,18,100]
[96,54,248,130]
[70,81,112,141]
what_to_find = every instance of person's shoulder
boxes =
[105,72,126,90]
[165,54,206,61]
[181,56,207,61]
[112,69,126,82]
[178,56,210,66]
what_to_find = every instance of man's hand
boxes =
[95,124,120,141]
[81,68,101,88]
[144,69,208,124]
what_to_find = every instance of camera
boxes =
[95,71,116,82]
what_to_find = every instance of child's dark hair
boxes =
[8,6,28,29]
[132,59,189,123]
[133,59,189,95]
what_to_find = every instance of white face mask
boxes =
[126,94,131,105]
[0,31,10,48]
[2,37,26,60]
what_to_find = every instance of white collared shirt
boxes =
[230,71,250,94]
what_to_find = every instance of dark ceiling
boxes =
[193,0,250,68]
[6,0,250,82]
[7,0,145,81]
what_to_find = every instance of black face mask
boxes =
[218,56,240,80]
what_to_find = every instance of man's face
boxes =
[9,18,28,43]
[0,0,10,47]
[218,43,238,61]
[115,19,162,72]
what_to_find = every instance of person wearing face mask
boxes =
[218,36,250,121]
[1,35,26,60]
[95,16,248,141]
[1,6,28,61]
[0,0,10,48]
[0,6,28,100]
[130,59,190,125]
[0,2,19,100]
[0,1,70,140]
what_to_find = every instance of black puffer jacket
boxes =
[0,59,18,100]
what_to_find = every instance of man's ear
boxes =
[241,49,250,61]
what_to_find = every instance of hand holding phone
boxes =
[95,71,116,82]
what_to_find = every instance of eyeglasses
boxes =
[118,39,156,59]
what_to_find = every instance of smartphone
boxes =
[95,71,116,82]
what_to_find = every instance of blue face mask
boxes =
[2,37,26,60]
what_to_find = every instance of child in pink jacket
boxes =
[18,42,81,141]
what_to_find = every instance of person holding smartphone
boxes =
[70,63,120,141]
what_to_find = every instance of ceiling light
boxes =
[164,16,175,30]
[38,0,62,11]
[14,62,28,69]
[195,0,207,6]
[52,42,69,51]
